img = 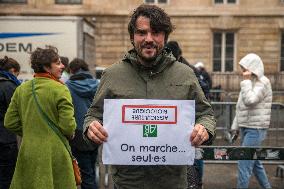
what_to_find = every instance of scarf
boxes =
[0,70,21,86]
[34,73,63,84]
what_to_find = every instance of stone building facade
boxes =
[1,0,284,91]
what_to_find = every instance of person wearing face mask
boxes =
[83,4,216,189]
[231,53,272,189]
[4,47,77,189]
[0,56,21,189]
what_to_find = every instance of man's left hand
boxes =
[190,124,209,147]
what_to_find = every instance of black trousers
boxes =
[0,143,18,189]
[71,148,98,189]
[187,165,203,189]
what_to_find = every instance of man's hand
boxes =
[87,121,108,144]
[190,124,209,147]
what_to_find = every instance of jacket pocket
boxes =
[166,83,189,100]
[112,89,143,99]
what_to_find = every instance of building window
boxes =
[214,0,236,4]
[144,0,168,4]
[281,33,284,71]
[0,0,26,3]
[213,32,235,72]
[55,0,82,4]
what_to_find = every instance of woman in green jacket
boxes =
[4,47,77,189]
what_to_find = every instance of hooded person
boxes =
[231,53,272,189]
[65,58,99,189]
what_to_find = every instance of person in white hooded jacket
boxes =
[231,53,272,189]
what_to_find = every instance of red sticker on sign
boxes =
[122,105,177,124]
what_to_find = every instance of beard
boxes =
[134,41,163,66]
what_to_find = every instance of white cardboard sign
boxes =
[102,99,195,165]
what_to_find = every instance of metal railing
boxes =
[211,102,284,147]
[209,89,284,103]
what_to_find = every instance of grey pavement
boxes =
[203,163,284,189]
[90,162,284,189]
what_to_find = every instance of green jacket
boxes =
[4,78,77,189]
[84,49,216,189]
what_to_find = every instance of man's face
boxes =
[133,16,166,66]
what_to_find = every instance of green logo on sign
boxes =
[143,125,157,137]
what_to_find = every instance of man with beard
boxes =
[83,4,216,189]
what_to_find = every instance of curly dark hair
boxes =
[30,46,59,73]
[128,4,174,42]
[69,58,89,74]
[60,56,70,73]
[165,41,182,59]
[0,56,20,72]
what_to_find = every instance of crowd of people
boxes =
[0,3,273,189]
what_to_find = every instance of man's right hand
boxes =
[87,121,108,144]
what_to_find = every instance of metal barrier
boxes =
[96,146,284,189]
[199,146,284,160]
[209,90,284,103]
[211,102,284,147]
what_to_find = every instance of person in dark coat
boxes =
[195,61,212,91]
[165,41,211,99]
[66,58,99,189]
[165,41,196,70]
[0,56,21,189]
[165,41,211,189]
